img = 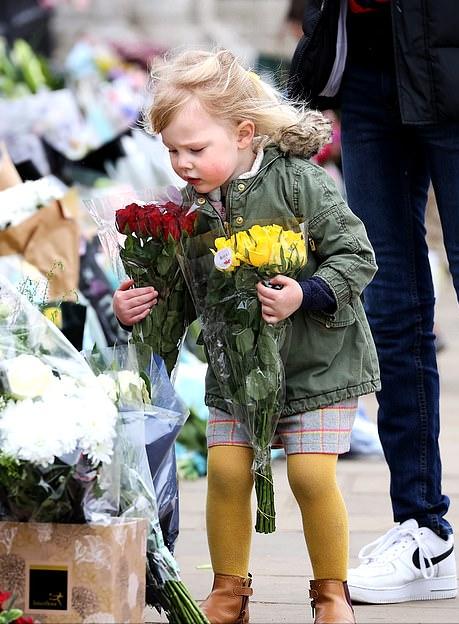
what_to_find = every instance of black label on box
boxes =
[28,565,68,611]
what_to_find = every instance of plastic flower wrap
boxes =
[85,187,197,376]
[83,343,188,551]
[178,220,307,534]
[0,276,118,523]
[84,344,209,624]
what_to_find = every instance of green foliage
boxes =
[0,454,21,486]
[0,455,87,523]
[177,410,207,458]
[0,37,63,98]
[121,237,188,375]
[0,608,24,623]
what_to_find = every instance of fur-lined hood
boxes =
[273,109,332,158]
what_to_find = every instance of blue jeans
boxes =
[340,62,459,538]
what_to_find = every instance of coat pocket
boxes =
[307,304,356,329]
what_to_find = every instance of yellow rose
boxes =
[280,231,307,269]
[269,241,283,269]
[247,224,267,242]
[248,243,271,267]
[265,224,283,240]
[215,235,236,252]
[234,230,256,263]
[280,230,300,247]
[296,240,307,266]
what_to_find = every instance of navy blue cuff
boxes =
[117,318,133,332]
[298,276,337,313]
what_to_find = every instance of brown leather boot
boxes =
[309,580,356,624]
[201,573,253,624]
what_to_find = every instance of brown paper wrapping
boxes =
[0,188,80,300]
[0,519,147,623]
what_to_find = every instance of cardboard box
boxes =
[0,518,147,623]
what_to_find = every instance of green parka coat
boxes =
[186,145,380,416]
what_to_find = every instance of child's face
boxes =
[161,98,253,194]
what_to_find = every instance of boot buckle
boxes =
[309,588,318,617]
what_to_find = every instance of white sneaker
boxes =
[348,519,457,603]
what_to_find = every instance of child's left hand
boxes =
[256,275,303,324]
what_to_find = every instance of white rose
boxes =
[5,354,55,399]
[117,370,140,396]
[117,370,149,404]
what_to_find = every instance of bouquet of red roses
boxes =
[86,188,197,376]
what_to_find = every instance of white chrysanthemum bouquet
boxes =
[0,277,117,523]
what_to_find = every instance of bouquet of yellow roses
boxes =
[179,222,307,533]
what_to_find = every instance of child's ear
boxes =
[237,120,255,148]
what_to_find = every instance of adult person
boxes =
[289,0,458,605]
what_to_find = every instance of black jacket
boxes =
[289,0,459,124]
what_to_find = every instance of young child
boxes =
[113,49,380,624]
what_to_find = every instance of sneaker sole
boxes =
[349,576,458,604]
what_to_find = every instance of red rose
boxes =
[117,199,195,241]
[146,206,163,238]
[0,590,11,608]
[134,209,151,237]
[161,212,181,241]
[163,201,182,217]
[115,207,131,234]
[179,209,198,235]
[116,203,141,234]
[14,617,35,624]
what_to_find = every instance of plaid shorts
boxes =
[207,399,358,454]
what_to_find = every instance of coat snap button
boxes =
[197,197,206,205]
[235,216,244,225]
[237,183,246,192]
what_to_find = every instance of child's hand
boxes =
[113,279,158,326]
[256,275,303,324]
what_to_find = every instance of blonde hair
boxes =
[145,49,331,158]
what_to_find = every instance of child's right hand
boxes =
[113,279,158,326]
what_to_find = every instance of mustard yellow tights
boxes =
[206,446,348,580]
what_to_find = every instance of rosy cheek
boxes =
[204,162,233,179]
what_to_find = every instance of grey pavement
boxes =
[146,274,459,624]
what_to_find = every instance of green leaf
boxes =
[3,609,23,622]
[245,368,271,401]
[257,332,279,367]
[138,313,152,339]
[234,266,258,291]
[234,327,255,356]
[150,302,167,326]
[140,371,152,399]
[156,252,176,276]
